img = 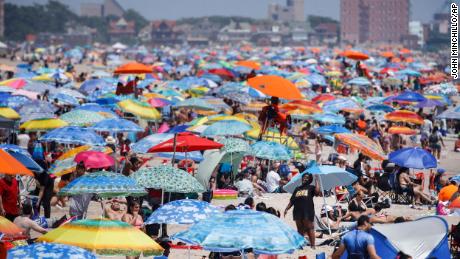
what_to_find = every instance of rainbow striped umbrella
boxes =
[335,133,386,161]
[36,218,164,256]
[388,126,417,135]
[384,110,423,125]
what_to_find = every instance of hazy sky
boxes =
[7,0,454,23]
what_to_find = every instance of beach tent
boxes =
[341,216,450,259]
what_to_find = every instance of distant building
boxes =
[108,18,135,43]
[139,20,184,46]
[308,22,339,45]
[409,21,425,47]
[179,18,219,46]
[80,0,124,17]
[268,0,305,23]
[217,20,254,43]
[341,0,409,44]
[0,0,4,38]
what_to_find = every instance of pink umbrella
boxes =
[157,122,170,133]
[1,78,27,89]
[74,151,115,169]
[148,98,172,108]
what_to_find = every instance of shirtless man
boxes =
[398,168,433,205]
[104,199,126,221]
[13,204,48,240]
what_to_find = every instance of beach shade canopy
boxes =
[310,113,346,124]
[7,243,97,259]
[389,147,437,169]
[145,199,221,225]
[251,141,292,161]
[20,118,68,132]
[90,118,143,132]
[59,171,146,198]
[40,126,105,146]
[284,164,357,193]
[202,120,252,136]
[388,126,417,135]
[335,133,386,160]
[132,166,206,193]
[173,209,305,254]
[218,137,251,154]
[114,62,152,74]
[0,107,20,120]
[0,149,34,176]
[60,110,105,127]
[74,151,115,170]
[312,125,350,135]
[148,132,223,153]
[393,91,427,103]
[5,149,43,173]
[342,217,450,259]
[173,98,215,110]
[384,110,423,125]
[36,218,164,257]
[366,104,395,113]
[117,99,161,120]
[341,50,369,60]
[247,75,302,100]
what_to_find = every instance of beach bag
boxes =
[32,142,44,161]
[428,133,439,145]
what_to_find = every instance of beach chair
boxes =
[450,224,460,257]
[344,185,374,208]
[389,172,413,204]
[374,170,392,202]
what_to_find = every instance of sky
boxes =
[7,0,453,23]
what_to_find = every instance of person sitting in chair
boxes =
[398,167,434,206]
[258,97,290,138]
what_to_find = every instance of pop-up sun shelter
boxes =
[342,216,450,259]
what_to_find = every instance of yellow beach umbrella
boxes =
[0,107,20,120]
[143,93,166,99]
[20,118,68,132]
[207,115,250,125]
[32,74,52,81]
[234,113,258,122]
[37,218,164,257]
[117,99,161,121]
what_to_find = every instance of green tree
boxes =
[123,9,148,33]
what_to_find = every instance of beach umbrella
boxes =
[323,98,361,113]
[117,99,161,120]
[436,108,460,120]
[385,110,423,125]
[388,126,417,135]
[173,210,305,255]
[79,79,114,94]
[59,171,146,197]
[449,197,460,209]
[393,91,427,103]
[396,68,421,77]
[4,149,43,172]
[145,199,221,225]
[202,120,252,136]
[312,93,335,103]
[247,75,302,100]
[251,141,292,161]
[60,110,105,126]
[19,100,56,114]
[235,60,260,70]
[132,166,206,193]
[310,113,346,124]
[341,50,369,60]
[7,243,97,259]
[347,77,371,86]
[90,118,143,132]
[19,111,55,123]
[366,104,394,113]
[0,215,25,236]
[174,98,215,110]
[36,219,163,257]
[20,118,68,132]
[148,97,172,108]
[0,149,33,176]
[335,133,386,160]
[74,151,115,170]
[50,93,80,106]
[414,99,444,108]
[312,125,350,135]
[0,107,20,120]
[114,62,152,74]
[49,146,112,176]
[389,147,437,169]
[148,132,223,153]
[218,137,251,153]
[1,95,29,110]
[0,78,27,89]
[40,126,105,146]
[131,133,174,153]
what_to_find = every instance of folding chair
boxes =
[374,170,392,202]
[345,185,374,208]
[389,172,413,204]
[450,224,460,257]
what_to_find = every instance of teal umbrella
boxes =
[202,120,252,136]
[132,166,206,193]
[60,110,105,126]
[251,141,292,161]
[59,171,146,198]
[218,138,251,153]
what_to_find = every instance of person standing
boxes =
[68,164,92,220]
[428,126,445,160]
[284,174,320,249]
[0,175,20,222]
[16,129,30,149]
[332,215,381,259]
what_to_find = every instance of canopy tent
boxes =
[341,216,450,259]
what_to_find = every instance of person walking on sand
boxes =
[284,174,320,249]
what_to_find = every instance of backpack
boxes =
[429,133,439,145]
[278,164,291,177]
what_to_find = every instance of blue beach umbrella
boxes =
[131,133,174,154]
[251,141,292,161]
[312,125,350,135]
[91,118,143,132]
[310,113,346,124]
[389,147,437,169]
[145,199,221,225]
[7,243,97,259]
[323,98,360,113]
[393,91,427,103]
[173,210,305,255]
[202,120,252,136]
[40,126,105,146]
[396,68,421,77]
[366,104,395,113]
[347,77,371,86]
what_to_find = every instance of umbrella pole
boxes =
[171,133,177,166]
[159,188,164,237]
[318,175,332,235]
